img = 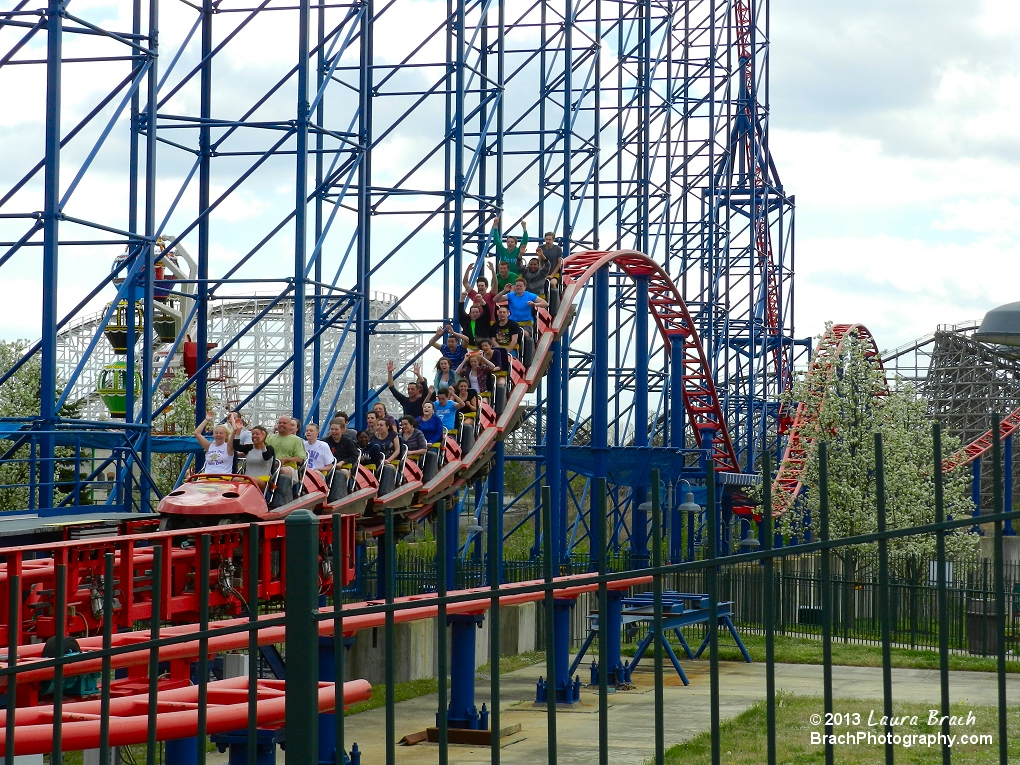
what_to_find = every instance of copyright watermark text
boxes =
[806,710,991,749]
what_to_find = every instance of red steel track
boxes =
[941,406,1020,474]
[0,573,649,755]
[0,678,373,757]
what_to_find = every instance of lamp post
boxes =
[678,491,702,561]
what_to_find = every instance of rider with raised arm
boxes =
[490,215,528,280]
[193,412,233,474]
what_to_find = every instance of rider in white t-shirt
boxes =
[303,423,336,476]
[193,413,234,474]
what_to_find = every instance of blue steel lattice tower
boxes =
[0,0,794,539]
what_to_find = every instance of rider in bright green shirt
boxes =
[490,215,528,279]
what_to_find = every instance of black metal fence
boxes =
[671,552,1020,656]
[2,426,1019,765]
[378,547,1020,657]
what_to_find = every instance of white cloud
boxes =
[796,233,1016,352]
[767,0,1020,350]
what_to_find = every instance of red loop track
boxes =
[561,250,740,473]
[771,324,885,517]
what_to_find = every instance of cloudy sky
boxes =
[768,0,1020,352]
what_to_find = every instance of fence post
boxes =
[285,509,320,765]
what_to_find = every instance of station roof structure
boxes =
[974,301,1020,347]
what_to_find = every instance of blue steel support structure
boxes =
[195,0,212,430]
[2,9,798,744]
[589,267,610,568]
[293,0,310,418]
[631,276,650,564]
[354,0,373,429]
[38,0,63,511]
[669,337,686,563]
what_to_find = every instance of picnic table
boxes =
[570,591,751,686]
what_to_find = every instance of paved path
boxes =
[334,659,1020,764]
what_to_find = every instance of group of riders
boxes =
[191,218,563,506]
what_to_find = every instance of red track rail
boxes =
[941,407,1020,474]
[734,0,787,387]
[561,251,740,472]
[0,571,649,748]
[0,516,355,646]
[0,678,373,757]
[771,324,885,517]
[1,572,651,688]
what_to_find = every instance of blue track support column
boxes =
[632,276,650,565]
[603,589,625,684]
[589,266,609,569]
[212,729,285,765]
[446,613,486,729]
[318,636,336,764]
[291,0,311,417]
[39,0,64,510]
[532,381,545,559]
[1005,435,1015,535]
[558,330,570,563]
[139,9,158,513]
[194,0,213,425]
[354,0,373,424]
[538,598,581,705]
[669,334,686,563]
[972,457,982,531]
[165,737,200,765]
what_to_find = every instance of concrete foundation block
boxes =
[979,534,1020,565]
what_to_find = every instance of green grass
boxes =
[344,676,440,716]
[622,631,1020,673]
[345,649,547,716]
[658,693,1020,764]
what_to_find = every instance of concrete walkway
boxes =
[336,659,1020,765]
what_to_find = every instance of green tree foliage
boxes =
[0,340,84,510]
[151,367,198,495]
[782,324,976,561]
[0,340,42,510]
